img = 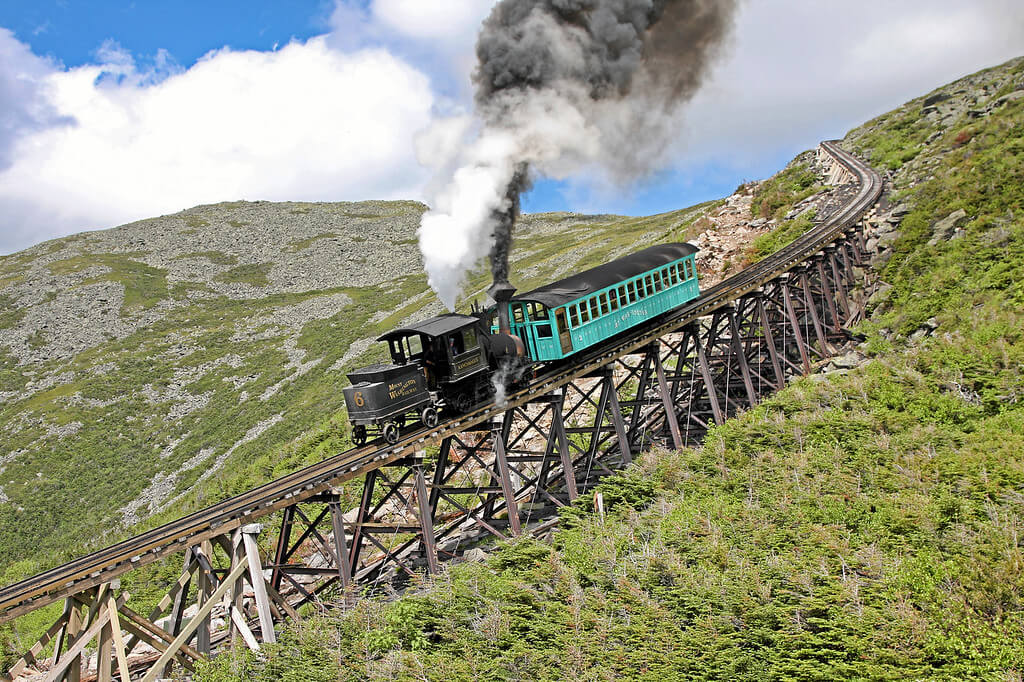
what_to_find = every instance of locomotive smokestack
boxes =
[488,280,517,336]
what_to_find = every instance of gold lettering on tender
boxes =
[386,378,420,400]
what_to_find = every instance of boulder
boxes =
[993,90,1024,108]
[927,209,969,245]
[463,548,488,563]
[923,92,951,107]
[829,351,865,371]
[866,283,894,312]
[870,251,892,269]
[749,218,768,228]
[888,203,911,219]
[876,231,900,250]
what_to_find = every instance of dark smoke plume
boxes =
[488,163,530,283]
[418,0,737,308]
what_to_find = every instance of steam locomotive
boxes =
[343,242,700,445]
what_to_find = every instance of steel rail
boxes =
[0,140,881,622]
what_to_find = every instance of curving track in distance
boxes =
[0,140,882,623]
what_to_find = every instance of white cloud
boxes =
[674,0,1024,169]
[329,0,495,101]
[0,28,69,171]
[0,35,435,254]
[372,0,491,42]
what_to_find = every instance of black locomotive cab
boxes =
[379,314,489,412]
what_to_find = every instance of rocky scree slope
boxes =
[0,197,726,583]
[191,57,1024,681]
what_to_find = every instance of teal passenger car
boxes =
[492,243,700,362]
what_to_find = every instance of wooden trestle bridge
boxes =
[0,141,882,681]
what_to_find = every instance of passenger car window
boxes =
[589,298,600,318]
[609,290,619,311]
[570,306,579,327]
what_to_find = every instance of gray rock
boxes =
[982,227,1012,246]
[867,283,894,312]
[909,327,930,342]
[927,209,969,245]
[749,218,768,228]
[888,203,911,219]
[876,231,900,250]
[923,92,951,107]
[830,351,864,370]
[463,548,488,563]
[925,317,939,330]
[993,90,1024,108]
[870,251,892,269]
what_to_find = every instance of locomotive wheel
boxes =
[421,406,439,428]
[352,425,367,447]
[383,422,400,444]
[453,393,472,413]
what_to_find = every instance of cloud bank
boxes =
[0,32,435,254]
[1,0,1023,256]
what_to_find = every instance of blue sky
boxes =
[0,1,332,69]
[0,1,1022,255]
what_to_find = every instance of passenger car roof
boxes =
[377,314,480,342]
[512,242,698,308]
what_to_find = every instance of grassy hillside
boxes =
[192,57,1024,680]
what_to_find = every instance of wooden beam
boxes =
[5,606,70,678]
[413,465,439,575]
[264,583,302,623]
[550,391,579,501]
[755,295,785,390]
[800,271,831,355]
[140,556,250,682]
[603,370,632,464]
[241,526,277,644]
[652,345,683,449]
[106,596,131,682]
[327,499,354,591]
[44,594,127,682]
[781,278,812,374]
[695,329,724,425]
[116,604,202,664]
[492,417,521,536]
[726,307,758,407]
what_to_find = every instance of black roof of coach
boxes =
[377,313,480,342]
[512,242,698,309]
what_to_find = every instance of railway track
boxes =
[0,140,882,624]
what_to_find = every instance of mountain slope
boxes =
[191,57,1024,680]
